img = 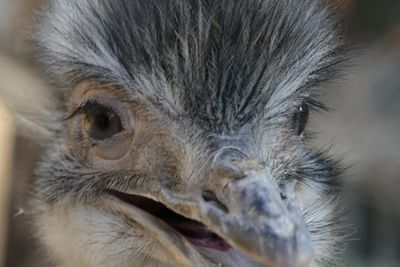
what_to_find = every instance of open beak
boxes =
[159,160,314,267]
[105,159,314,267]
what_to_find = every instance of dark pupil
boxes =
[86,107,122,140]
[293,103,309,136]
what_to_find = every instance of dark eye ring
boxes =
[82,101,123,140]
[292,102,309,136]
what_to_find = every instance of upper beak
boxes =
[158,159,314,267]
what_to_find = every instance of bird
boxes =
[29,0,347,266]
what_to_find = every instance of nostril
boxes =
[202,190,229,213]
[280,192,287,201]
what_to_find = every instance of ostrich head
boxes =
[31,0,346,266]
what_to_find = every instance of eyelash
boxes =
[66,100,106,121]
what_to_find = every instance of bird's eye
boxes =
[292,103,309,136]
[82,101,123,140]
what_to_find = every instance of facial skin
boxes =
[31,0,346,266]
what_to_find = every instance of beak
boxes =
[159,160,314,267]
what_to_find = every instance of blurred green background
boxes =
[0,0,400,266]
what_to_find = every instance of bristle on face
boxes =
[30,1,348,266]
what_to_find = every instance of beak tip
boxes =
[268,235,315,267]
[289,244,315,267]
[296,231,315,267]
[296,251,315,267]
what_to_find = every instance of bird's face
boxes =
[32,0,345,266]
[33,80,336,267]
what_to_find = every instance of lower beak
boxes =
[159,160,314,267]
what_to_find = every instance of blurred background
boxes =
[0,0,399,266]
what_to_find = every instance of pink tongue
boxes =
[169,220,232,251]
[108,191,232,252]
[188,237,232,251]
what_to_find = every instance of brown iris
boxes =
[82,101,123,140]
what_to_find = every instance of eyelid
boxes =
[66,97,132,135]
[65,100,99,121]
[65,99,119,121]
